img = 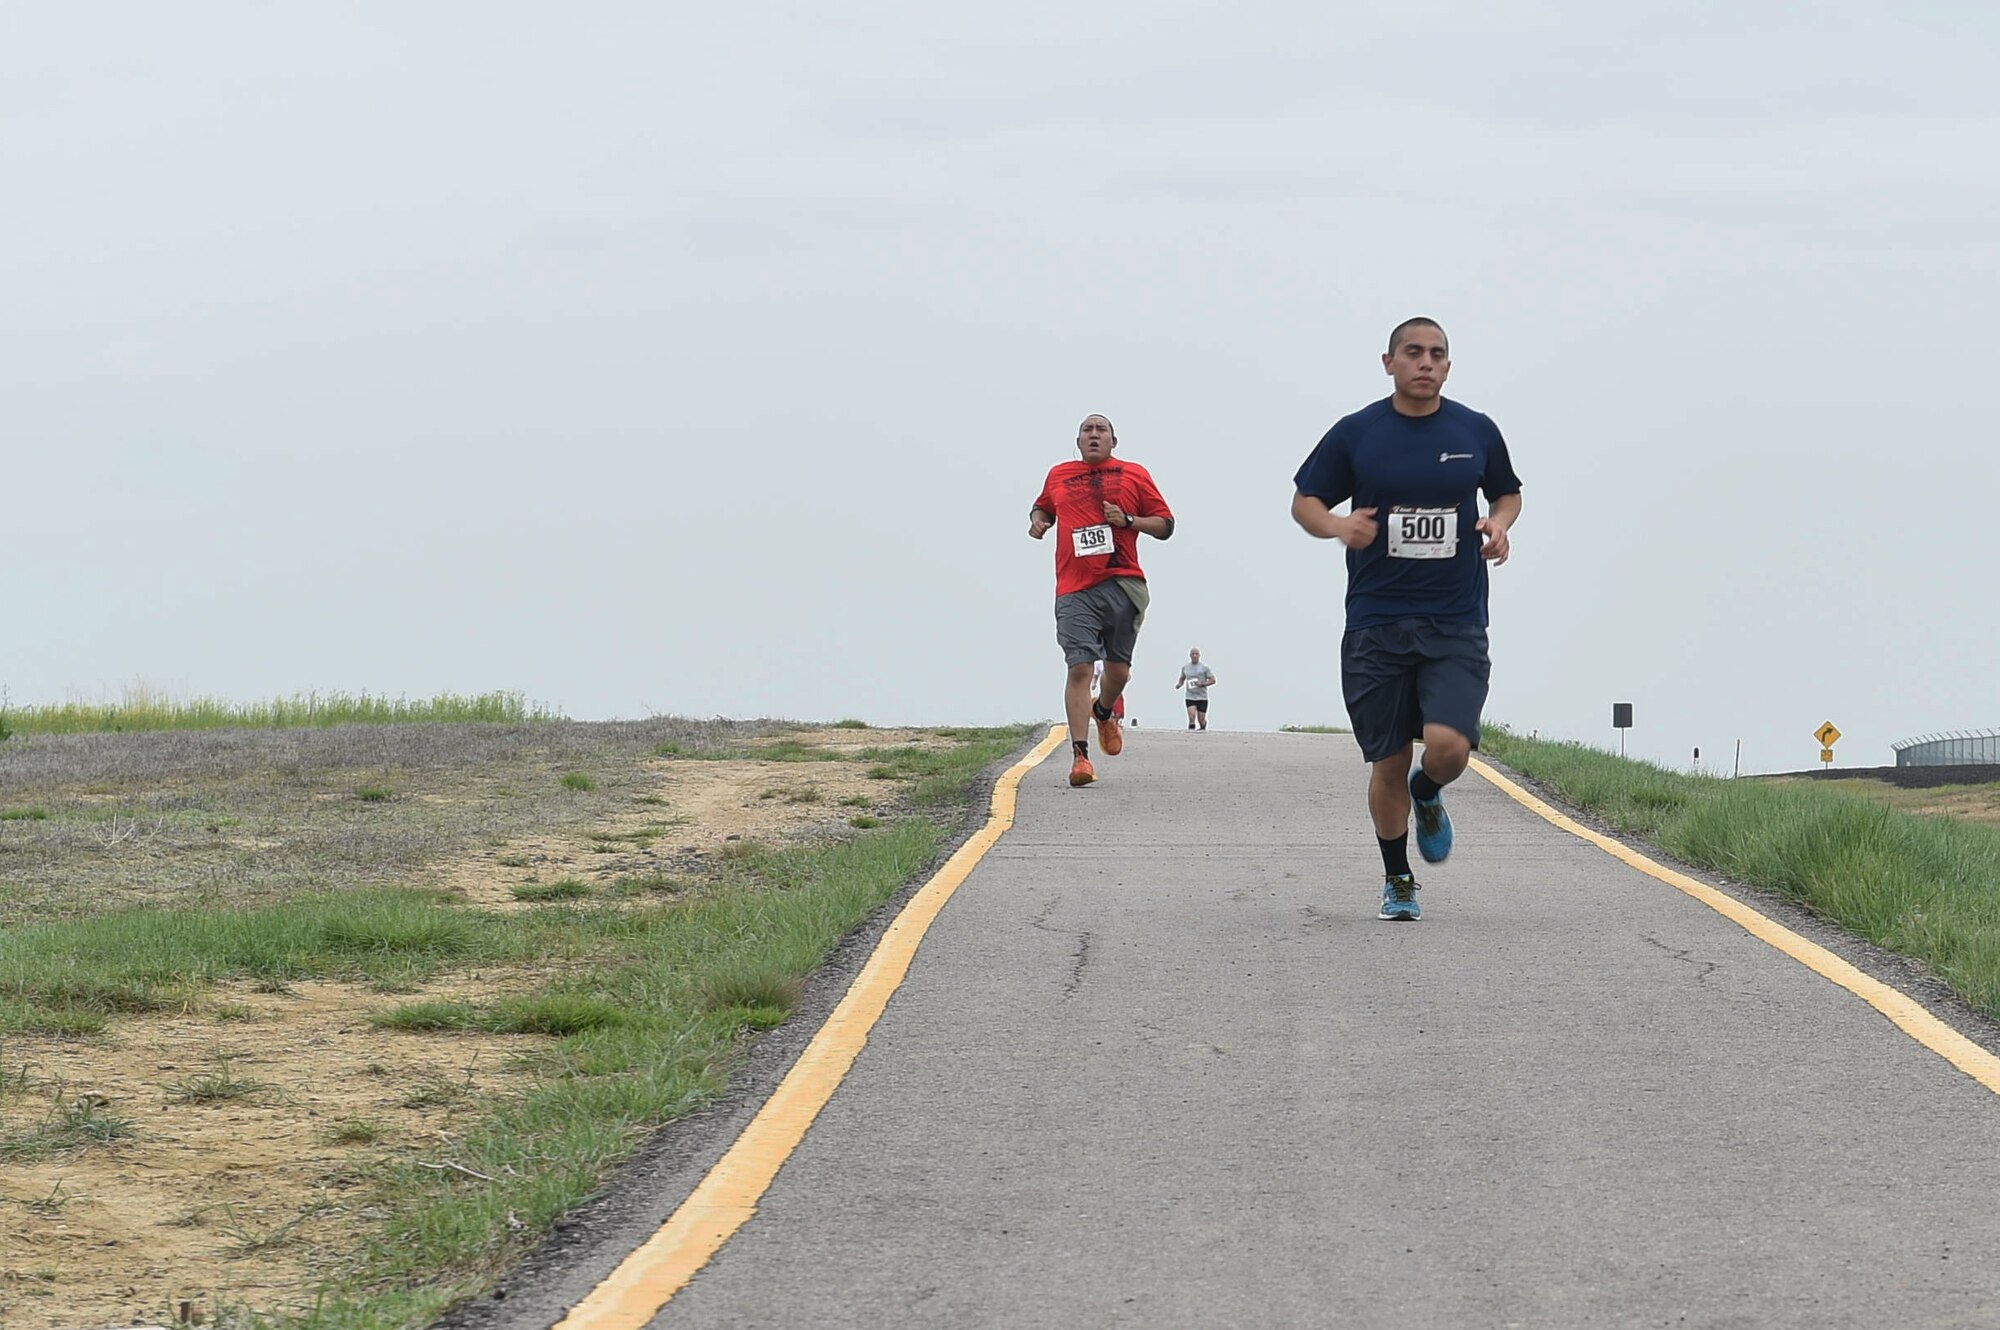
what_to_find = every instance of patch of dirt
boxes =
[438,733,929,912]
[0,726,925,1329]
[0,977,547,1329]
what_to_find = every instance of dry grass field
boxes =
[1773,775,2000,825]
[0,716,1030,1328]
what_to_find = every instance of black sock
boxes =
[1379,833,1412,879]
[1410,767,1443,802]
[1073,739,1089,758]
[1092,701,1114,722]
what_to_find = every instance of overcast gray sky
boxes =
[6,2,1996,774]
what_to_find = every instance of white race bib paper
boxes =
[1387,506,1457,560]
[1071,523,1114,557]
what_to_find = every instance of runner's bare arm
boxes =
[1099,501,1174,539]
[1292,492,1376,550]
[1477,493,1522,564]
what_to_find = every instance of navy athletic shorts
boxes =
[1340,617,1490,763]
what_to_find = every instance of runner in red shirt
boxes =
[1029,414,1176,786]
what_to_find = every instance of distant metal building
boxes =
[1893,729,2000,767]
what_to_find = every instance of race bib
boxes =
[1387,506,1458,560]
[1071,523,1114,557]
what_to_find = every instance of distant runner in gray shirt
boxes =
[1174,648,1217,730]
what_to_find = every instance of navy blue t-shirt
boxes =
[1293,397,1522,630]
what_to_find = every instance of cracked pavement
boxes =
[495,729,2000,1330]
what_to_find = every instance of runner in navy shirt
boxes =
[1292,318,1523,921]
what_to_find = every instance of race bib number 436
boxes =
[1387,507,1457,560]
[1071,523,1114,557]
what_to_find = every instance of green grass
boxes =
[855,738,1026,806]
[656,736,847,763]
[163,1062,272,1104]
[857,745,955,776]
[609,872,696,897]
[354,785,395,803]
[753,739,846,763]
[267,819,957,1320]
[0,807,50,821]
[1278,724,1350,733]
[510,878,590,903]
[559,771,596,792]
[1483,725,2000,1017]
[0,720,1037,1325]
[5,1007,107,1037]
[325,1118,386,1145]
[655,740,748,760]
[0,1093,136,1161]
[487,993,625,1035]
[401,1076,473,1111]
[371,1001,481,1032]
[371,994,622,1036]
[0,889,530,1033]
[228,722,1033,1324]
[848,815,881,829]
[832,718,870,729]
[597,824,672,841]
[0,689,557,735]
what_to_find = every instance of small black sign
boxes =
[1613,703,1634,729]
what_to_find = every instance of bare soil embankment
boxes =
[0,718,965,1329]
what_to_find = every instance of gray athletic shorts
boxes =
[1341,616,1490,763]
[1055,579,1145,666]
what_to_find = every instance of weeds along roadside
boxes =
[1482,725,2000,1019]
[0,689,555,736]
[0,717,1035,1327]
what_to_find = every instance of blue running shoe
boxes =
[1410,770,1453,863]
[1378,874,1421,921]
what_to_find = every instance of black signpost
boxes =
[1613,702,1633,757]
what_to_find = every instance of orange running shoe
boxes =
[1069,754,1096,787]
[1095,709,1124,756]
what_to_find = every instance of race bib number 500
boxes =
[1387,507,1458,560]
[1071,523,1114,557]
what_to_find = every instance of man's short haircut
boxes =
[1386,318,1448,356]
[1080,413,1116,439]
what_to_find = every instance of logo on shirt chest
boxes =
[1439,452,1473,463]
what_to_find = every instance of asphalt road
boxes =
[497,729,2000,1329]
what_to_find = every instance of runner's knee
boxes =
[1422,725,1471,768]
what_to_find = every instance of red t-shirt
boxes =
[1033,459,1173,597]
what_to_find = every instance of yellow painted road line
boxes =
[1468,756,2000,1096]
[553,725,1068,1330]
